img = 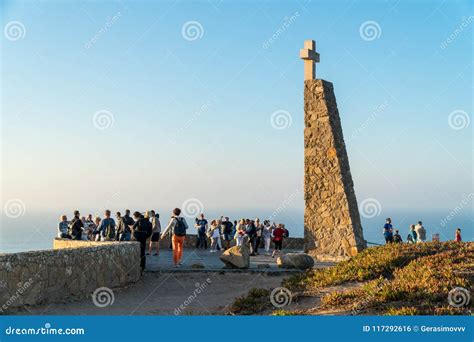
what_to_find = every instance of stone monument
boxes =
[301,40,366,261]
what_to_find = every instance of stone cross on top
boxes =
[300,40,320,80]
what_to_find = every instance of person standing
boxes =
[123,209,135,227]
[383,218,393,244]
[58,215,71,239]
[208,219,221,253]
[116,211,131,241]
[245,219,257,256]
[221,216,233,250]
[132,211,152,273]
[455,228,462,242]
[195,214,208,249]
[271,224,285,258]
[68,210,83,240]
[97,210,116,241]
[262,220,274,255]
[162,208,189,267]
[254,218,263,255]
[92,216,102,241]
[235,219,246,246]
[415,221,426,242]
[149,210,161,256]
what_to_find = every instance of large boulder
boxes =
[219,243,250,269]
[276,253,314,270]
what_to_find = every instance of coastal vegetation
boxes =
[229,242,473,315]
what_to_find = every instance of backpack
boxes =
[143,219,153,238]
[173,217,187,236]
[283,228,289,238]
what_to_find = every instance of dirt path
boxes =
[17,272,287,316]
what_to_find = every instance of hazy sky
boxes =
[1,0,472,221]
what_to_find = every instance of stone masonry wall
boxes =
[0,239,140,313]
[304,79,366,261]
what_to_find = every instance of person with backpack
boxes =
[195,214,208,249]
[97,210,116,241]
[68,210,84,240]
[415,221,426,242]
[132,211,153,273]
[162,208,189,267]
[116,211,131,241]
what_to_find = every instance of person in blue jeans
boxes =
[195,214,208,249]
[383,218,393,244]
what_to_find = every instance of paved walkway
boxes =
[145,248,334,272]
[19,273,287,315]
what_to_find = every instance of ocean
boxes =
[0,209,471,254]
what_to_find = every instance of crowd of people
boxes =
[382,217,462,244]
[57,208,290,272]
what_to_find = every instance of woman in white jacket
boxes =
[234,219,246,246]
[262,220,274,255]
[208,219,221,252]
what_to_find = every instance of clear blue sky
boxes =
[1,0,472,225]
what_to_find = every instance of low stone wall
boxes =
[0,239,140,313]
[157,234,304,250]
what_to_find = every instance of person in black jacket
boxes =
[123,209,135,227]
[132,211,152,273]
[68,210,83,240]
